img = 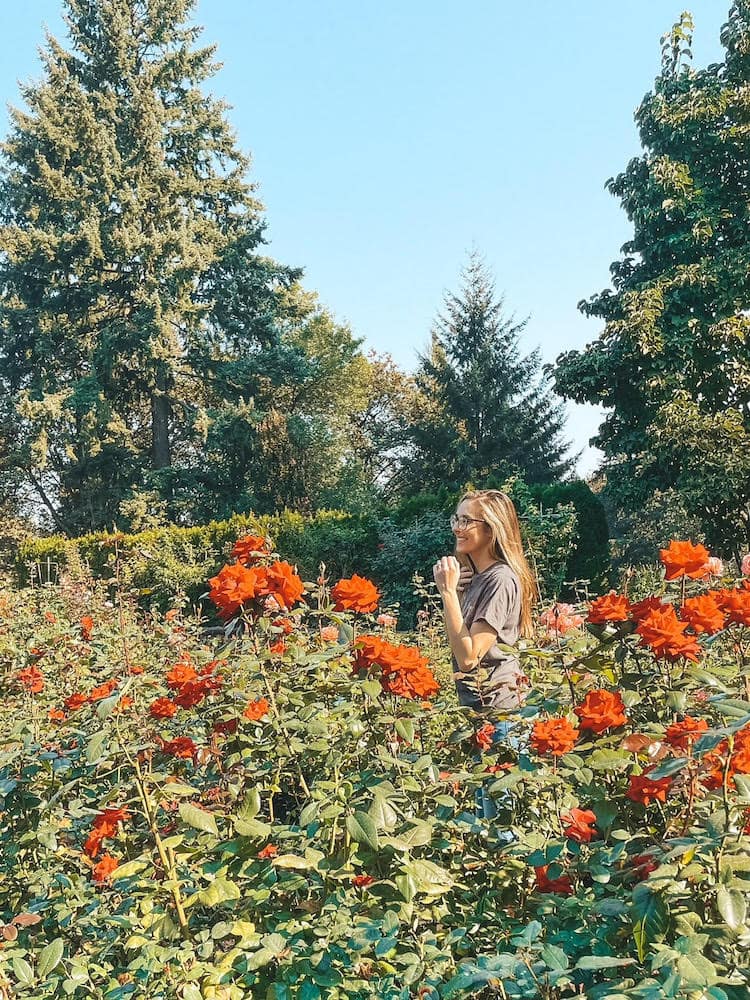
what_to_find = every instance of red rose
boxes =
[159,736,197,760]
[636,605,701,662]
[680,595,725,635]
[149,697,177,719]
[574,690,627,733]
[474,723,496,752]
[232,534,271,565]
[534,865,573,895]
[561,807,597,843]
[92,854,119,883]
[257,844,278,859]
[587,592,631,624]
[18,665,44,693]
[626,767,672,805]
[664,716,708,752]
[530,717,579,756]
[659,540,711,581]
[331,575,380,614]
[352,874,375,888]
[244,698,270,722]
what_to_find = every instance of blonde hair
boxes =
[458,489,537,637]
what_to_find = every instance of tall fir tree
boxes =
[401,252,573,493]
[0,0,301,533]
[555,6,750,556]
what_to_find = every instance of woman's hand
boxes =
[432,556,461,597]
[457,565,474,593]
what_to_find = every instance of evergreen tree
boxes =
[0,0,300,533]
[555,6,750,555]
[402,252,573,492]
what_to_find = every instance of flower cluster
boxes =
[208,560,304,619]
[353,635,439,700]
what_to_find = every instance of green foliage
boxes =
[529,480,610,590]
[2,540,750,997]
[554,4,750,555]
[402,251,574,494]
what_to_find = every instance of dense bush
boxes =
[2,535,750,997]
[528,480,609,590]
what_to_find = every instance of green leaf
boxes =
[346,811,379,850]
[37,938,65,979]
[95,694,119,720]
[574,956,634,969]
[86,732,107,764]
[368,794,398,831]
[403,858,454,898]
[272,854,316,870]
[179,802,219,836]
[540,944,569,971]
[198,877,241,907]
[12,958,34,986]
[631,885,670,963]
[395,719,415,743]
[716,886,747,930]
[648,757,689,779]
[234,816,272,838]
[238,787,261,821]
[676,952,718,988]
[111,859,147,880]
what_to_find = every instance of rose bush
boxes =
[0,537,749,998]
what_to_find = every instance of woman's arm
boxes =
[433,557,498,672]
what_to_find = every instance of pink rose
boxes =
[702,557,724,577]
[320,626,339,642]
[376,613,398,628]
[743,554,750,577]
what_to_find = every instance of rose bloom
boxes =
[130,665,145,675]
[264,561,305,609]
[93,807,130,838]
[630,596,667,623]
[320,625,339,642]
[149,697,177,719]
[631,853,659,881]
[244,697,270,722]
[92,854,119,883]
[540,602,585,634]
[18,665,44,693]
[353,635,389,672]
[208,562,268,619]
[64,692,89,712]
[80,615,94,641]
[166,662,198,689]
[680,594,725,635]
[352,874,375,888]
[534,865,573,896]
[702,557,724,578]
[257,843,278,859]
[626,768,673,805]
[530,717,579,756]
[474,723,496,752]
[732,726,750,774]
[561,807,597,843]
[331,574,381,614]
[379,645,440,700]
[376,613,398,628]
[269,638,286,656]
[213,718,238,737]
[716,588,750,627]
[587,592,631,624]
[664,716,708,752]
[743,554,750,577]
[160,736,197,760]
[659,540,711,581]
[575,690,627,734]
[232,534,271,566]
[636,605,701,662]
[274,617,295,635]
[89,679,118,702]
[49,708,66,722]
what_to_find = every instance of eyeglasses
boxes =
[450,515,486,531]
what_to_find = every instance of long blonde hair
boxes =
[458,489,537,637]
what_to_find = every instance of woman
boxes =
[432,489,535,715]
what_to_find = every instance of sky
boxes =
[1,2,730,474]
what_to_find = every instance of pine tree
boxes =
[402,252,573,492]
[0,0,300,533]
[554,6,750,554]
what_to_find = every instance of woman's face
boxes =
[452,500,493,559]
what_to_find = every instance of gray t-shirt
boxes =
[453,560,524,711]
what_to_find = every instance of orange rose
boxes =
[232,534,271,566]
[331,575,380,614]
[208,563,268,619]
[64,692,89,712]
[166,662,198,689]
[530,717,579,756]
[636,605,701,662]
[264,561,305,609]
[92,854,119,883]
[149,697,177,719]
[18,665,44,693]
[732,725,750,774]
[269,638,286,656]
[716,588,750,627]
[659,540,711,581]
[257,843,278,859]
[159,736,197,759]
[244,698,270,722]
[534,865,573,895]
[561,807,597,843]
[680,595,725,635]
[80,615,94,641]
[626,767,672,805]
[320,625,339,642]
[352,874,375,888]
[630,596,667,623]
[89,679,118,702]
[664,716,708,752]
[587,592,631,624]
[575,690,627,734]
[474,723,495,752]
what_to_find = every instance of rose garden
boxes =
[2,534,749,998]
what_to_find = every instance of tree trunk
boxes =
[151,389,171,469]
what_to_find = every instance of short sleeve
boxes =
[471,575,517,637]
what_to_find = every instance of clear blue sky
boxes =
[1,2,729,474]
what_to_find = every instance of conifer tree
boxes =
[555,6,750,554]
[402,252,573,492]
[0,0,300,532]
